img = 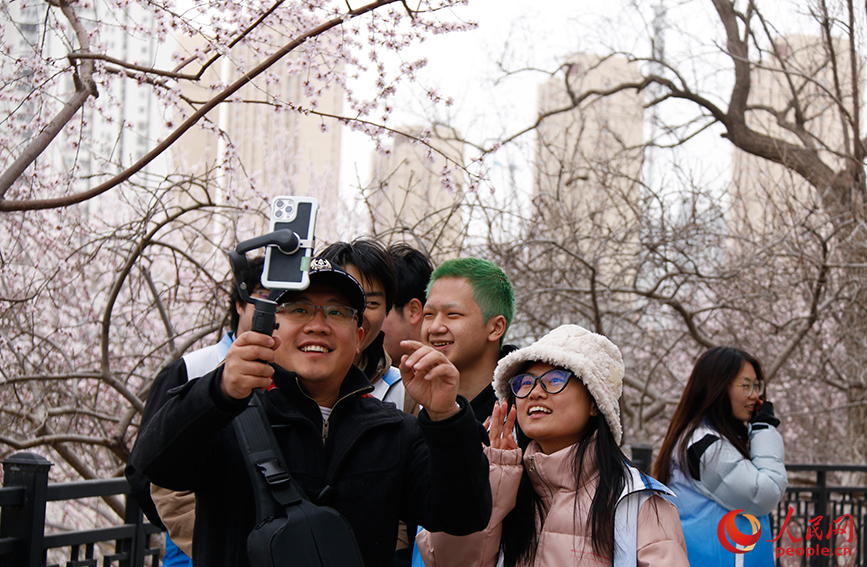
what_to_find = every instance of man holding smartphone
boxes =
[131,258,492,567]
[126,256,269,565]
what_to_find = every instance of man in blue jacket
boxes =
[130,258,492,567]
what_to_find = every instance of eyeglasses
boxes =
[509,369,574,398]
[733,379,765,397]
[277,302,358,326]
[250,289,272,300]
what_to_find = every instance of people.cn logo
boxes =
[717,510,762,553]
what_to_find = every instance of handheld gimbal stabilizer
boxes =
[228,230,302,336]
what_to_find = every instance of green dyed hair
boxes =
[427,258,515,345]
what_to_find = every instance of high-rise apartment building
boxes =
[172,34,348,242]
[535,53,645,279]
[367,126,465,257]
[731,35,859,233]
[3,2,171,218]
[170,35,349,244]
[536,53,645,203]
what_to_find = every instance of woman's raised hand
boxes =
[487,399,518,451]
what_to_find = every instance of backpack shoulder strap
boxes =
[233,394,308,521]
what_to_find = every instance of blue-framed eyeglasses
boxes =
[509,369,574,398]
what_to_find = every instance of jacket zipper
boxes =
[528,454,555,500]
[292,375,370,445]
[319,386,368,445]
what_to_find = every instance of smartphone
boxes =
[261,196,319,291]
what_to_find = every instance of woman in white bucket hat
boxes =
[416,325,689,567]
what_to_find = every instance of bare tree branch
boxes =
[0,0,401,211]
[0,0,97,200]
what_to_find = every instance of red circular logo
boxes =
[717,510,762,553]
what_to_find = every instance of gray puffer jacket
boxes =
[668,419,787,567]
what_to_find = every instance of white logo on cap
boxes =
[310,258,331,271]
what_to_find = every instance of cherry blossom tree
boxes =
[0,0,475,500]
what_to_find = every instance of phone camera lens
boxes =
[275,200,285,208]
[274,210,283,218]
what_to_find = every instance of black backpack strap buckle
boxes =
[256,459,290,485]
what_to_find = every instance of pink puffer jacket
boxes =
[417,440,689,567]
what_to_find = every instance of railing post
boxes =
[811,469,828,567]
[0,452,51,567]
[122,491,146,567]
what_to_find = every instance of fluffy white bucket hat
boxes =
[493,324,625,444]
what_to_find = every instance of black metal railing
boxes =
[626,446,866,567]
[2,450,865,567]
[770,464,866,567]
[0,452,162,567]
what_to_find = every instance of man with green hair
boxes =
[421,257,516,422]
[409,257,517,567]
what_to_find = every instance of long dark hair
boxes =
[653,346,767,484]
[500,387,629,566]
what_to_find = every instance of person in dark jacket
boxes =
[130,258,492,567]
[409,257,517,567]
[125,256,268,565]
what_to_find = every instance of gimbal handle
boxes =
[229,229,300,336]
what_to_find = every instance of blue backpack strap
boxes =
[613,465,677,567]
[382,366,401,386]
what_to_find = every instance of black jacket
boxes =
[130,362,492,567]
[468,345,519,423]
[125,357,191,528]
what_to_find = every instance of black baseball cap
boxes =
[275,258,366,324]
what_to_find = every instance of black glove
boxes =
[750,400,780,427]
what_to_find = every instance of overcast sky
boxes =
[338,0,837,204]
[338,0,622,197]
